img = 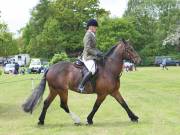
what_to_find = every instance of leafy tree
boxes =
[16,37,26,53]
[97,17,141,52]
[0,21,18,57]
[124,0,180,65]
[22,0,108,59]
[163,26,180,51]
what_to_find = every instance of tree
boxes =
[124,0,180,65]
[22,0,108,59]
[163,26,180,51]
[0,21,18,57]
[96,17,141,52]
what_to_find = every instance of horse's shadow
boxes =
[33,120,148,129]
[95,121,136,127]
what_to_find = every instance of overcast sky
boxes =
[0,0,128,35]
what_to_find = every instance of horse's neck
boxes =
[104,45,124,76]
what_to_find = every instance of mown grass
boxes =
[0,67,180,135]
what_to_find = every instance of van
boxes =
[14,54,30,66]
[154,56,180,66]
[29,59,42,73]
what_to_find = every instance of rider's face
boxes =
[89,26,97,33]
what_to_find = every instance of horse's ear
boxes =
[119,37,125,42]
[126,39,130,44]
[121,38,127,45]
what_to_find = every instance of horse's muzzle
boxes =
[134,56,141,64]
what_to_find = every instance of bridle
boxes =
[122,42,137,63]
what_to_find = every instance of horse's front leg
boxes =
[87,94,107,125]
[111,91,139,122]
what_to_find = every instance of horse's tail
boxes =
[22,69,48,113]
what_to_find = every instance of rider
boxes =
[78,19,103,92]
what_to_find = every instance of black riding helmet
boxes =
[86,19,98,28]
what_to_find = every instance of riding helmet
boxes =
[86,19,98,28]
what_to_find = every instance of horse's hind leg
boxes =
[111,91,139,122]
[58,89,81,125]
[38,87,57,125]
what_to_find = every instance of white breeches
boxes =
[82,58,96,75]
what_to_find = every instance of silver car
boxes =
[4,64,15,74]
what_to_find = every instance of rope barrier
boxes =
[0,77,42,85]
[0,77,43,90]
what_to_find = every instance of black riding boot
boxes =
[78,71,92,92]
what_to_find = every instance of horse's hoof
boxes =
[131,116,139,122]
[131,119,138,122]
[38,121,44,125]
[86,120,93,125]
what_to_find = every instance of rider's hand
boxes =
[97,52,103,57]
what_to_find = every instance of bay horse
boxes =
[22,39,141,125]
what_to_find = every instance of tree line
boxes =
[0,20,18,57]
[0,0,179,65]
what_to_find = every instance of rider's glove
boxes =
[97,52,103,57]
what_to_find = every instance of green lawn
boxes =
[0,67,180,135]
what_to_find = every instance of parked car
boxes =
[41,60,49,73]
[29,59,42,73]
[154,56,180,66]
[4,64,15,74]
[0,57,4,65]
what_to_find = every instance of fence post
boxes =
[31,78,34,90]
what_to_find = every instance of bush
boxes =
[142,56,155,66]
[50,52,69,64]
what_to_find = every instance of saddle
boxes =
[73,59,97,92]
[74,59,98,74]
[73,59,90,77]
[74,59,85,69]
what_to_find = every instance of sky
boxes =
[0,0,128,35]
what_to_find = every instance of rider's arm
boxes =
[85,34,102,56]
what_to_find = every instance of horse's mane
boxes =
[98,45,118,66]
[104,45,118,57]
[104,39,126,58]
[98,39,127,66]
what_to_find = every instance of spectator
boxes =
[20,68,25,75]
[14,63,20,74]
[161,59,168,70]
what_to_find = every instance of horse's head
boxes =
[120,39,141,64]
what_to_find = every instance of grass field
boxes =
[0,67,180,135]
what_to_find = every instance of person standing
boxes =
[14,62,20,74]
[162,58,168,70]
